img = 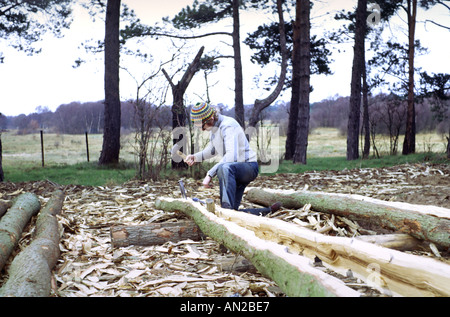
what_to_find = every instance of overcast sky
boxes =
[0,0,448,117]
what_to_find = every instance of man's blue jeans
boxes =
[217,162,259,211]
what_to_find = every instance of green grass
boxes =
[3,162,136,187]
[271,152,449,174]
[4,152,448,187]
[1,128,448,186]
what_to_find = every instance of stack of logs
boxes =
[0,191,65,297]
[142,189,450,297]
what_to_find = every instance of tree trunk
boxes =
[0,190,64,297]
[402,0,417,155]
[0,192,41,272]
[293,0,311,165]
[447,127,450,158]
[248,0,288,129]
[163,46,204,170]
[362,52,371,158]
[110,220,205,247]
[0,133,3,182]
[155,198,360,297]
[347,0,367,161]
[99,0,121,165]
[232,0,245,129]
[245,188,450,249]
[284,0,301,161]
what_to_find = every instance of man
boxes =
[185,102,281,216]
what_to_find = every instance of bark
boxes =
[402,0,417,155]
[232,0,245,129]
[0,190,64,297]
[362,52,371,158]
[293,0,311,164]
[0,192,41,272]
[0,133,3,182]
[0,200,12,218]
[99,0,121,165]
[245,188,450,249]
[155,198,360,297]
[347,0,367,161]
[248,0,288,129]
[447,128,450,158]
[110,220,205,247]
[163,46,205,170]
[284,0,301,161]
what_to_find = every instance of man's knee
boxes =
[217,163,233,179]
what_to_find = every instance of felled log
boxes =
[0,192,41,272]
[206,202,450,297]
[0,190,65,297]
[246,188,450,249]
[0,200,12,218]
[110,220,205,247]
[155,198,361,297]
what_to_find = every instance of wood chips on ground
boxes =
[0,162,448,297]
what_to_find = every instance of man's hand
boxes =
[185,154,196,166]
[202,175,213,188]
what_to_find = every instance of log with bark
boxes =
[0,192,41,272]
[110,220,206,247]
[156,197,450,297]
[155,198,361,297]
[245,188,450,249]
[210,202,450,296]
[0,200,12,218]
[0,190,65,297]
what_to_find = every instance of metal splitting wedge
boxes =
[178,180,187,199]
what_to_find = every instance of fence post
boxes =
[85,131,90,162]
[40,130,45,167]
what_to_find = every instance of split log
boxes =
[0,200,12,218]
[201,201,450,297]
[356,233,422,251]
[0,192,41,272]
[246,188,450,249]
[110,220,205,247]
[155,198,361,297]
[0,190,65,297]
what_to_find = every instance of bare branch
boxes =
[143,30,232,40]
[162,68,175,90]
[424,19,450,30]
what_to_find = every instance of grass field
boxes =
[1,128,448,186]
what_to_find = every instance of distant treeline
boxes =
[0,93,447,136]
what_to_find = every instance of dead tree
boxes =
[162,46,205,170]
